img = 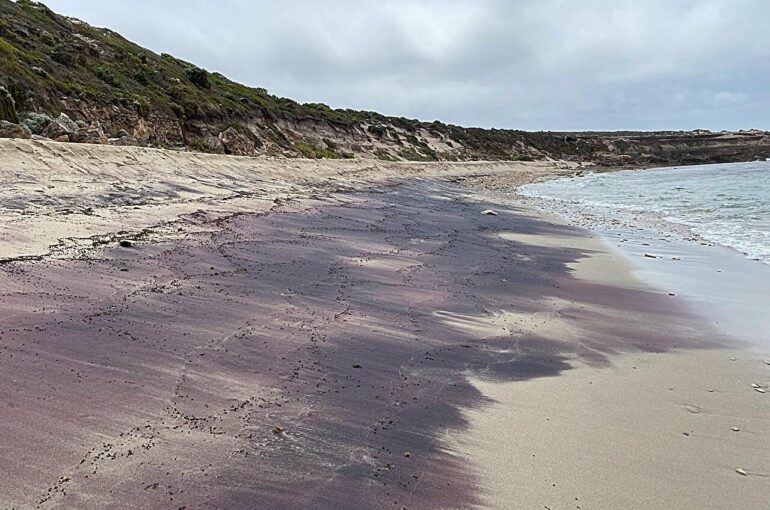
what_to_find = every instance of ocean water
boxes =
[519,161,770,265]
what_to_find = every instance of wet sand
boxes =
[0,141,768,509]
[454,215,770,509]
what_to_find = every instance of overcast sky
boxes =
[43,0,770,131]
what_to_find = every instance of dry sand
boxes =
[0,139,767,509]
[0,139,577,261]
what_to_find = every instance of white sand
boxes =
[0,139,577,261]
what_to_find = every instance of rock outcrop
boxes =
[43,113,80,142]
[109,134,147,147]
[218,127,257,156]
[71,121,108,145]
[0,120,31,139]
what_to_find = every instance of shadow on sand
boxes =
[0,180,725,509]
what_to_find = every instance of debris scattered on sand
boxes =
[481,209,498,216]
[754,388,766,394]
[668,292,676,296]
[764,359,770,366]
[736,468,749,476]
[729,357,736,361]
[403,451,411,458]
[671,256,681,260]
[352,364,362,369]
[644,253,657,258]
[731,427,741,432]
[751,383,761,388]
[272,426,285,435]
[119,239,134,248]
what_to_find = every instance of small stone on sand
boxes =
[481,209,498,216]
[731,427,740,432]
[754,388,766,394]
[644,253,657,258]
[736,468,749,476]
[119,240,134,248]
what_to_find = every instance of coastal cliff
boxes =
[1,0,769,165]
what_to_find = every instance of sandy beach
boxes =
[0,140,768,509]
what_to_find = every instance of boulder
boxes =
[72,122,108,145]
[43,113,79,142]
[0,120,31,139]
[218,127,256,156]
[109,135,147,147]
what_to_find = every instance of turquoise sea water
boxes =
[519,161,770,265]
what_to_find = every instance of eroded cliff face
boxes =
[30,98,770,167]
[524,130,770,167]
[0,0,769,166]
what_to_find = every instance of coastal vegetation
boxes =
[0,0,768,165]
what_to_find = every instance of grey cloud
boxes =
[42,0,770,130]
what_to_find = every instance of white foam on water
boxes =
[519,161,770,264]
[518,161,770,350]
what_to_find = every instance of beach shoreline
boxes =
[450,204,770,509]
[0,142,768,509]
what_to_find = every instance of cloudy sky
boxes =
[43,0,769,131]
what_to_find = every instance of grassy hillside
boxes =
[1,0,768,164]
[0,0,360,124]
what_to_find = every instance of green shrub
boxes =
[294,141,344,159]
[169,102,184,118]
[20,112,51,133]
[368,124,386,137]
[184,66,210,89]
[94,65,120,87]
[374,148,396,161]
[0,86,18,123]
[50,46,76,66]
[398,147,437,162]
